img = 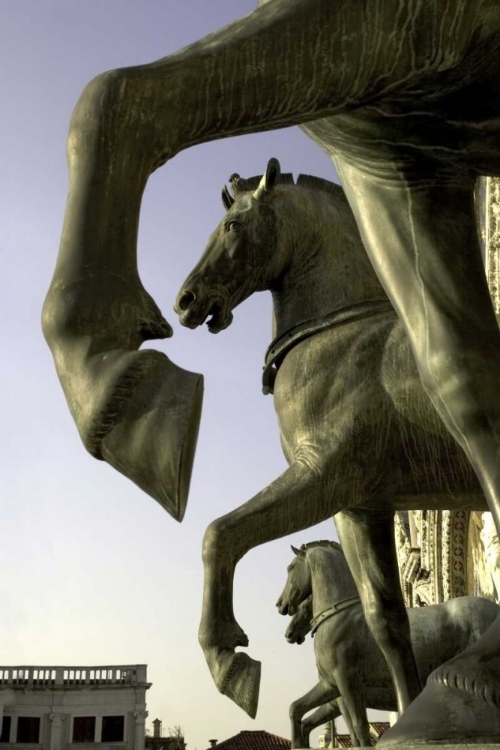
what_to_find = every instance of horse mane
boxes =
[300,539,344,554]
[228,171,343,199]
[296,174,345,200]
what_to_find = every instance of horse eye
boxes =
[226,220,242,232]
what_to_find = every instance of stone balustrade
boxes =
[0,665,148,688]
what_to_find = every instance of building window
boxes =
[101,717,124,743]
[73,717,96,743]
[17,717,40,743]
[0,717,11,743]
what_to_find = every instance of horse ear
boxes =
[265,157,281,189]
[291,544,302,556]
[253,157,281,200]
[221,185,234,211]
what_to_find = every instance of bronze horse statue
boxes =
[175,159,488,720]
[278,541,499,748]
[43,0,500,741]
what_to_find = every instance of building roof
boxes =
[205,731,291,750]
[334,735,352,748]
[370,722,390,739]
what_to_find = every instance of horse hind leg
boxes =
[335,508,422,714]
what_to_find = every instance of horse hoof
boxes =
[221,652,261,719]
[378,674,500,745]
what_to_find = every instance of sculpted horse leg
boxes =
[329,664,371,747]
[335,509,421,715]
[335,697,360,748]
[301,700,341,748]
[200,459,341,716]
[43,0,471,516]
[335,159,500,741]
[289,681,339,748]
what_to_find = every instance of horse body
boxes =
[277,543,500,747]
[275,316,481,509]
[176,161,488,720]
[254,1,500,179]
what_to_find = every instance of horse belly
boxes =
[301,49,500,179]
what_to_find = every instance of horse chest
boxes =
[314,608,389,687]
[273,322,392,467]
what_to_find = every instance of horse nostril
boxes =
[178,290,196,311]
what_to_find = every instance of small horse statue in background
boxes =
[175,158,487,719]
[277,542,500,748]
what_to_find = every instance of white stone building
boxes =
[0,665,150,750]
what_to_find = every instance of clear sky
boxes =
[0,2,386,748]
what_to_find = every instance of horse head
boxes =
[175,158,284,333]
[276,544,312,617]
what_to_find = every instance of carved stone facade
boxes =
[396,177,500,607]
[396,510,499,606]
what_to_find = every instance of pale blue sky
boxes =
[0,2,385,748]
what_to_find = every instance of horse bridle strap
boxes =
[310,595,361,637]
[262,299,395,395]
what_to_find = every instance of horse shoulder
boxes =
[314,608,377,683]
[273,320,393,464]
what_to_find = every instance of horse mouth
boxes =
[203,300,233,334]
[278,600,294,616]
[286,632,305,645]
[177,297,233,333]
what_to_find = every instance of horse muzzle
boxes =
[175,291,233,334]
[285,626,306,645]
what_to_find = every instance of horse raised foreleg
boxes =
[301,700,341,748]
[335,509,421,715]
[289,681,340,748]
[200,460,335,717]
[43,0,450,518]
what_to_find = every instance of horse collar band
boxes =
[310,595,361,637]
[262,299,395,395]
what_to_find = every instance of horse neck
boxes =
[306,546,359,617]
[268,188,387,339]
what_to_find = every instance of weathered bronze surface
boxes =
[176,162,497,730]
[46,0,500,740]
[42,84,203,522]
[278,542,499,748]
